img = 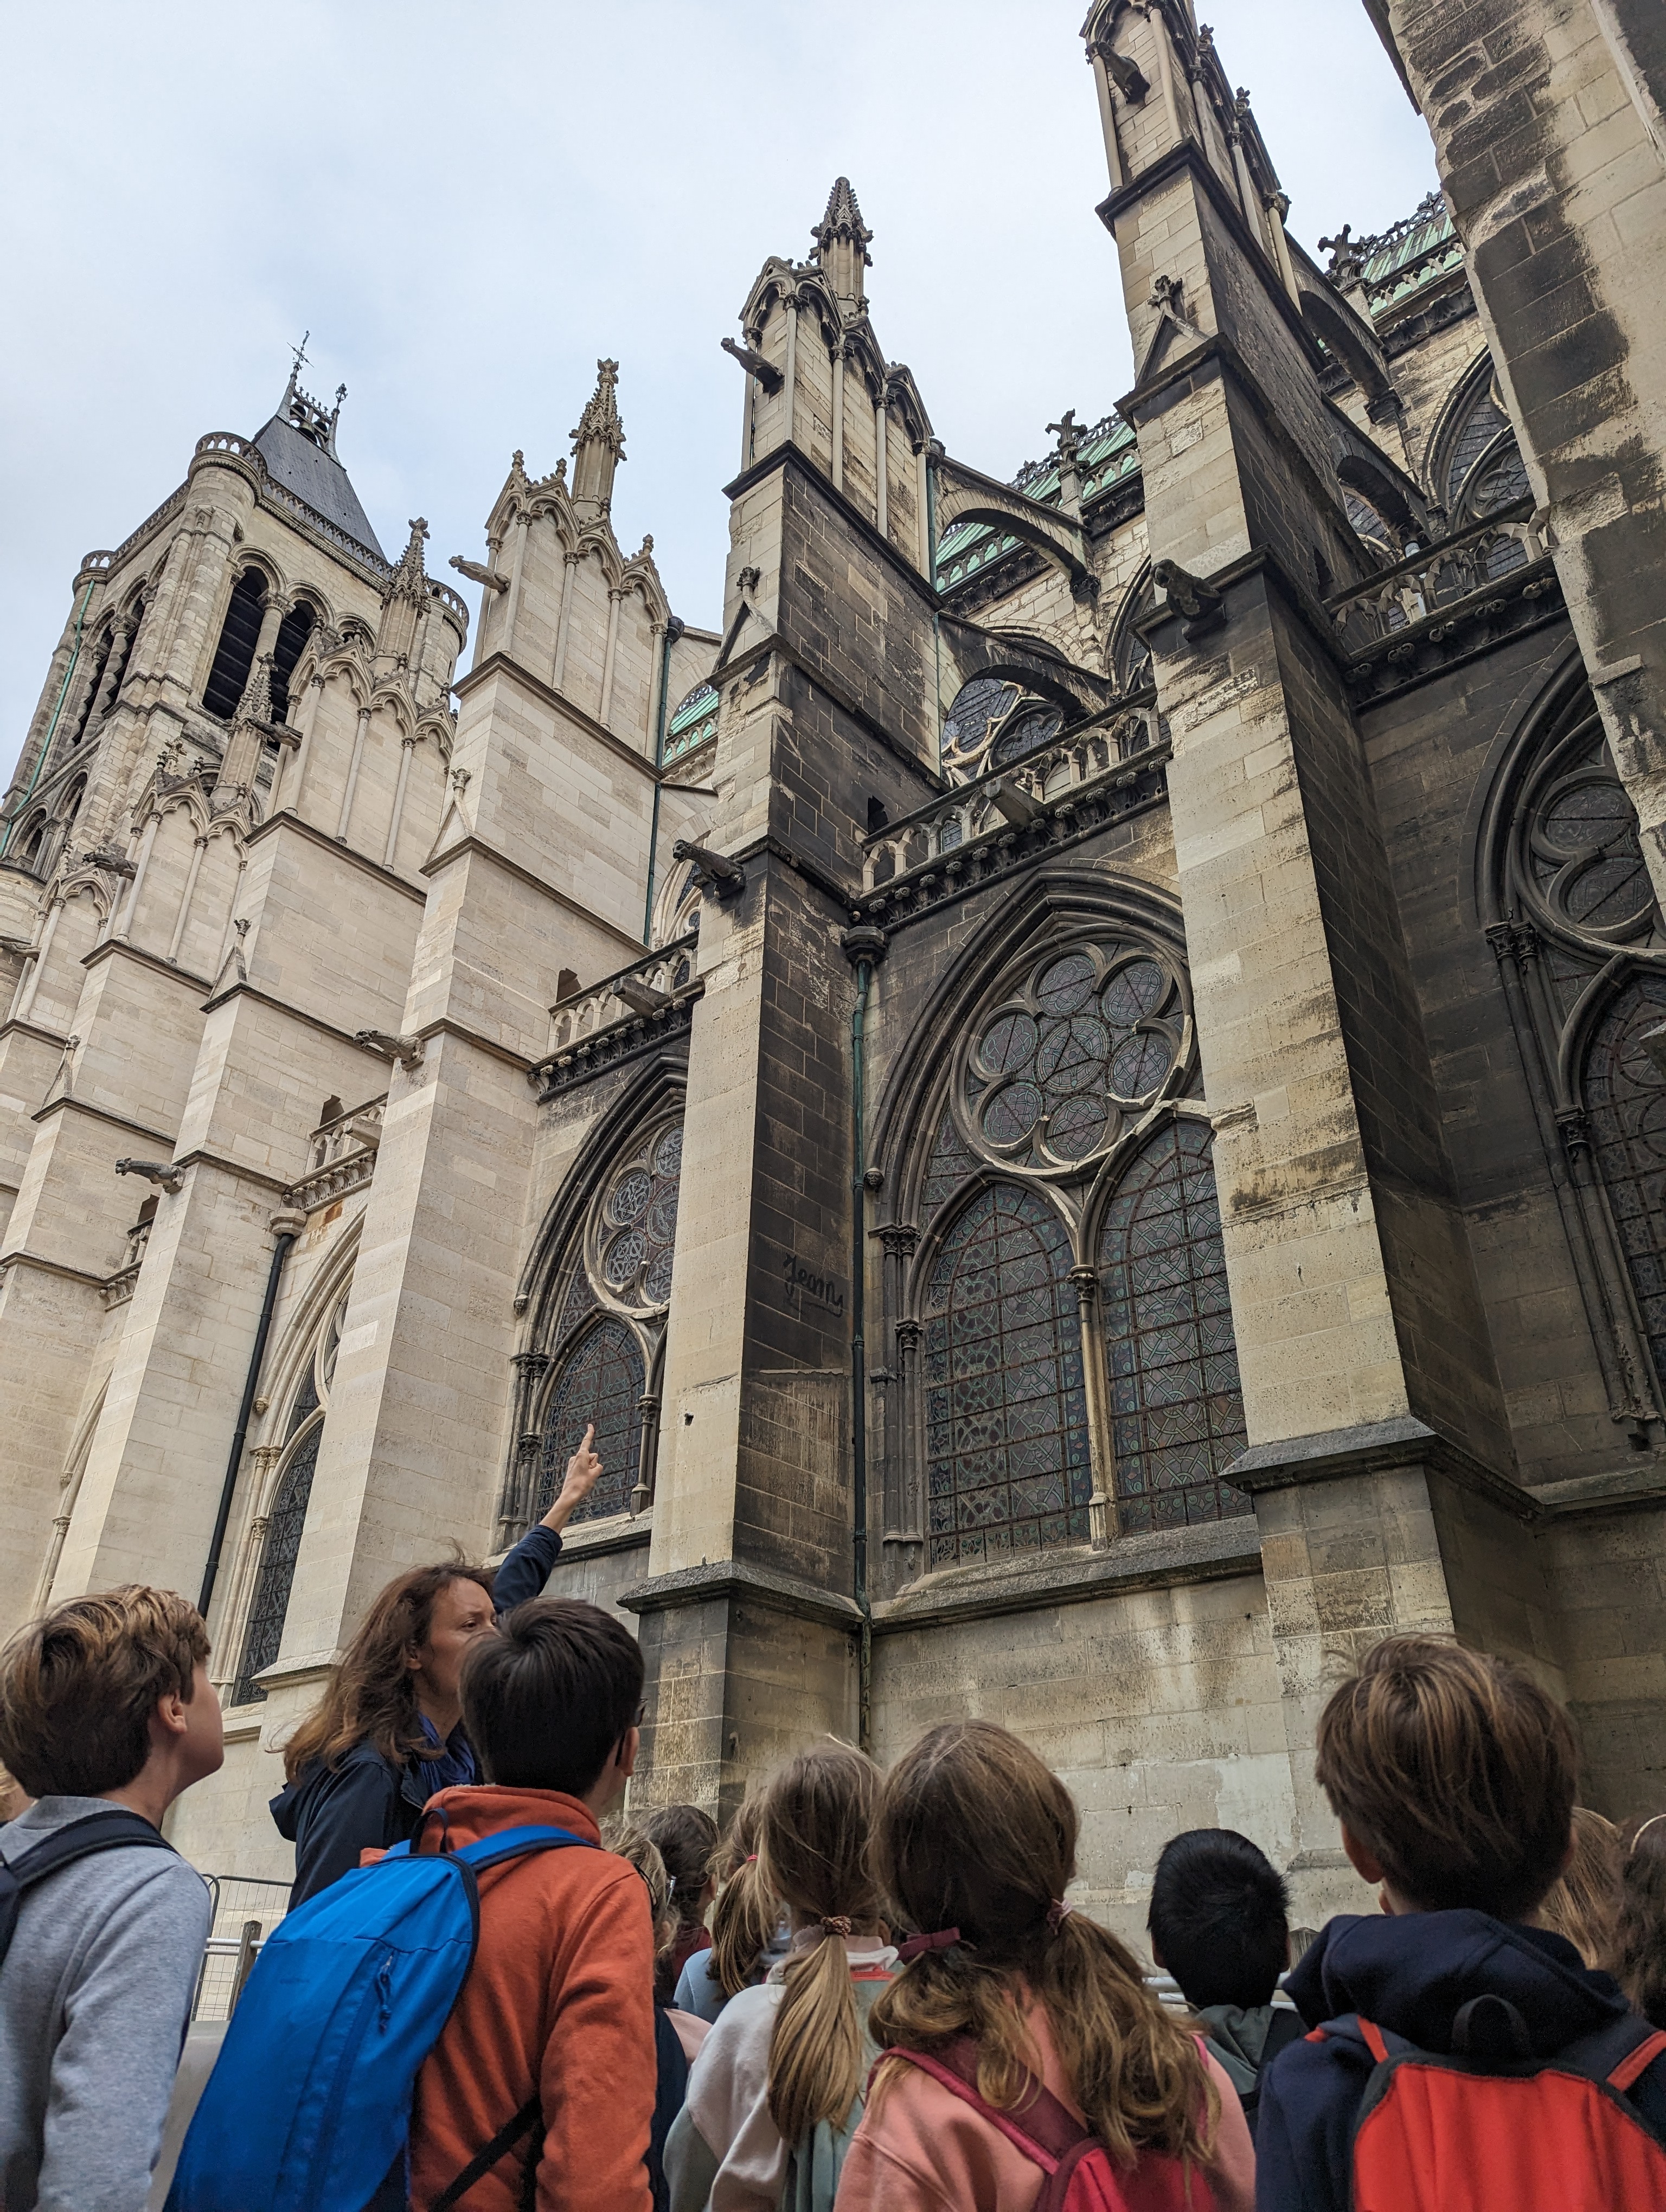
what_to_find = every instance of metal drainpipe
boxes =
[843,924,885,1751]
[198,1219,299,1617]
[926,447,944,774]
[2,579,94,859]
[642,619,680,944]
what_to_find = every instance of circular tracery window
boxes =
[958,940,1188,1175]
[591,1121,683,1309]
[940,678,1072,783]
[1517,719,1657,948]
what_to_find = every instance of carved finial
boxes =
[384,517,430,604]
[569,362,626,516]
[1045,409,1083,466]
[812,177,874,312]
[1150,273,1187,317]
[636,533,654,560]
[1319,224,1364,285]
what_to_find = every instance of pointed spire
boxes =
[387,517,431,603]
[234,653,274,729]
[570,360,626,518]
[812,178,873,313]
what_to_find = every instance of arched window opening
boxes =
[68,628,114,747]
[229,1296,345,1706]
[941,677,1073,783]
[512,1110,685,1540]
[15,814,48,871]
[203,570,268,721]
[1585,978,1666,1399]
[1097,1121,1249,1532]
[98,601,143,728]
[268,602,317,725]
[922,1184,1091,1570]
[535,1319,645,1525]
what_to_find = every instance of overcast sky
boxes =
[1,2,1437,776]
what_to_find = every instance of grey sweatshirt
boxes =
[0,1796,211,2212]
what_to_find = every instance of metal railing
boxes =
[191,1874,292,2021]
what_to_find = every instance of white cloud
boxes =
[1,0,1434,774]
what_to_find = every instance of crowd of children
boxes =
[2,1545,1665,2210]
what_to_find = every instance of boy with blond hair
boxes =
[0,1585,222,2212]
[1257,1635,1666,2209]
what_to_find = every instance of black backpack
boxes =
[0,1809,176,1966]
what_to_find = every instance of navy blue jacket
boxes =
[1256,1908,1666,2210]
[269,1522,565,1904]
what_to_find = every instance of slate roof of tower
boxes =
[251,408,387,564]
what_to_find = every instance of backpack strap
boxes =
[1610,2030,1666,2094]
[456,1824,598,1872]
[0,1811,175,1968]
[429,2095,541,2212]
[881,2035,1093,2170]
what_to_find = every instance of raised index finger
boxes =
[581,1423,596,1454]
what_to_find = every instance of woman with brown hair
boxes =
[1536,1805,1624,1969]
[665,1740,893,2211]
[837,1720,1254,2211]
[1616,1812,1666,2029]
[645,1802,720,2005]
[270,1427,605,1902]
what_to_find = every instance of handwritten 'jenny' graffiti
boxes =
[781,1252,847,1317]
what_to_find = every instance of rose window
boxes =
[941,677,1073,783]
[960,941,1187,1174]
[1528,754,1655,942]
[592,1121,683,1309]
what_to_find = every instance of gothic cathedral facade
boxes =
[3,0,1663,1926]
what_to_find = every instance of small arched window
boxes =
[15,814,49,872]
[203,570,268,721]
[229,1295,345,1705]
[68,628,115,747]
[1584,977,1666,1399]
[268,602,317,725]
[922,1182,1091,1569]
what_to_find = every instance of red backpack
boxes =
[884,2034,1218,2212]
[1339,1994,1666,2211]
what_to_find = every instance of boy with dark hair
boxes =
[0,1585,222,2211]
[405,1596,656,2212]
[1257,1635,1666,2210]
[1148,1828,1301,2138]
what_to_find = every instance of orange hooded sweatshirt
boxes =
[407,1784,655,2212]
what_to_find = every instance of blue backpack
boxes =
[166,1821,595,2212]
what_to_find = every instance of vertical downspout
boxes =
[642,619,678,944]
[842,923,886,1752]
[199,1214,300,1618]
[926,445,945,774]
[2,578,95,858]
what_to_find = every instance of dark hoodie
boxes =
[1255,1908,1666,2211]
[268,1521,564,1905]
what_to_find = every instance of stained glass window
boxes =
[919,1105,979,1226]
[923,1185,1091,1568]
[990,706,1064,769]
[966,946,1179,1172]
[1445,381,1512,510]
[536,1318,645,1523]
[1529,742,1655,940]
[1585,977,1666,1398]
[1096,1121,1250,1532]
[231,1369,323,1707]
[594,1122,683,1309]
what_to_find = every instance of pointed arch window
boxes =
[535,1319,646,1523]
[67,627,115,748]
[229,1296,344,1706]
[203,570,268,720]
[268,602,317,725]
[1584,977,1666,1398]
[1096,1121,1248,1530]
[509,1109,685,1541]
[923,1184,1091,1568]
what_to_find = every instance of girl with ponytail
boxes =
[665,1741,894,2211]
[675,1792,787,2023]
[837,1721,1254,2211]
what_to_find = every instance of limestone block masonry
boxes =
[3,16,1663,1935]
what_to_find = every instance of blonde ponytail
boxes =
[757,1741,882,2141]
[709,1796,779,2000]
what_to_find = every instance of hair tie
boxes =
[819,1914,853,1937]
[744,1854,758,1864]
[897,1926,962,1963]
[1046,1899,1074,1934]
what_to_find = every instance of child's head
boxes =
[1616,1814,1666,2027]
[1148,1829,1289,2011]
[0,1584,220,1799]
[1315,1636,1577,1919]
[644,1803,720,1934]
[756,1740,882,2143]
[460,1598,642,1804]
[708,1792,779,2001]
[610,1822,677,1959]
[869,1720,1216,2170]
[1536,1807,1622,1969]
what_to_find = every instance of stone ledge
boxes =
[1223,1415,1536,1521]
[488,1511,654,1570]
[620,1557,864,1632]
[873,1516,1263,1634]
[1534,1463,1666,1524]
